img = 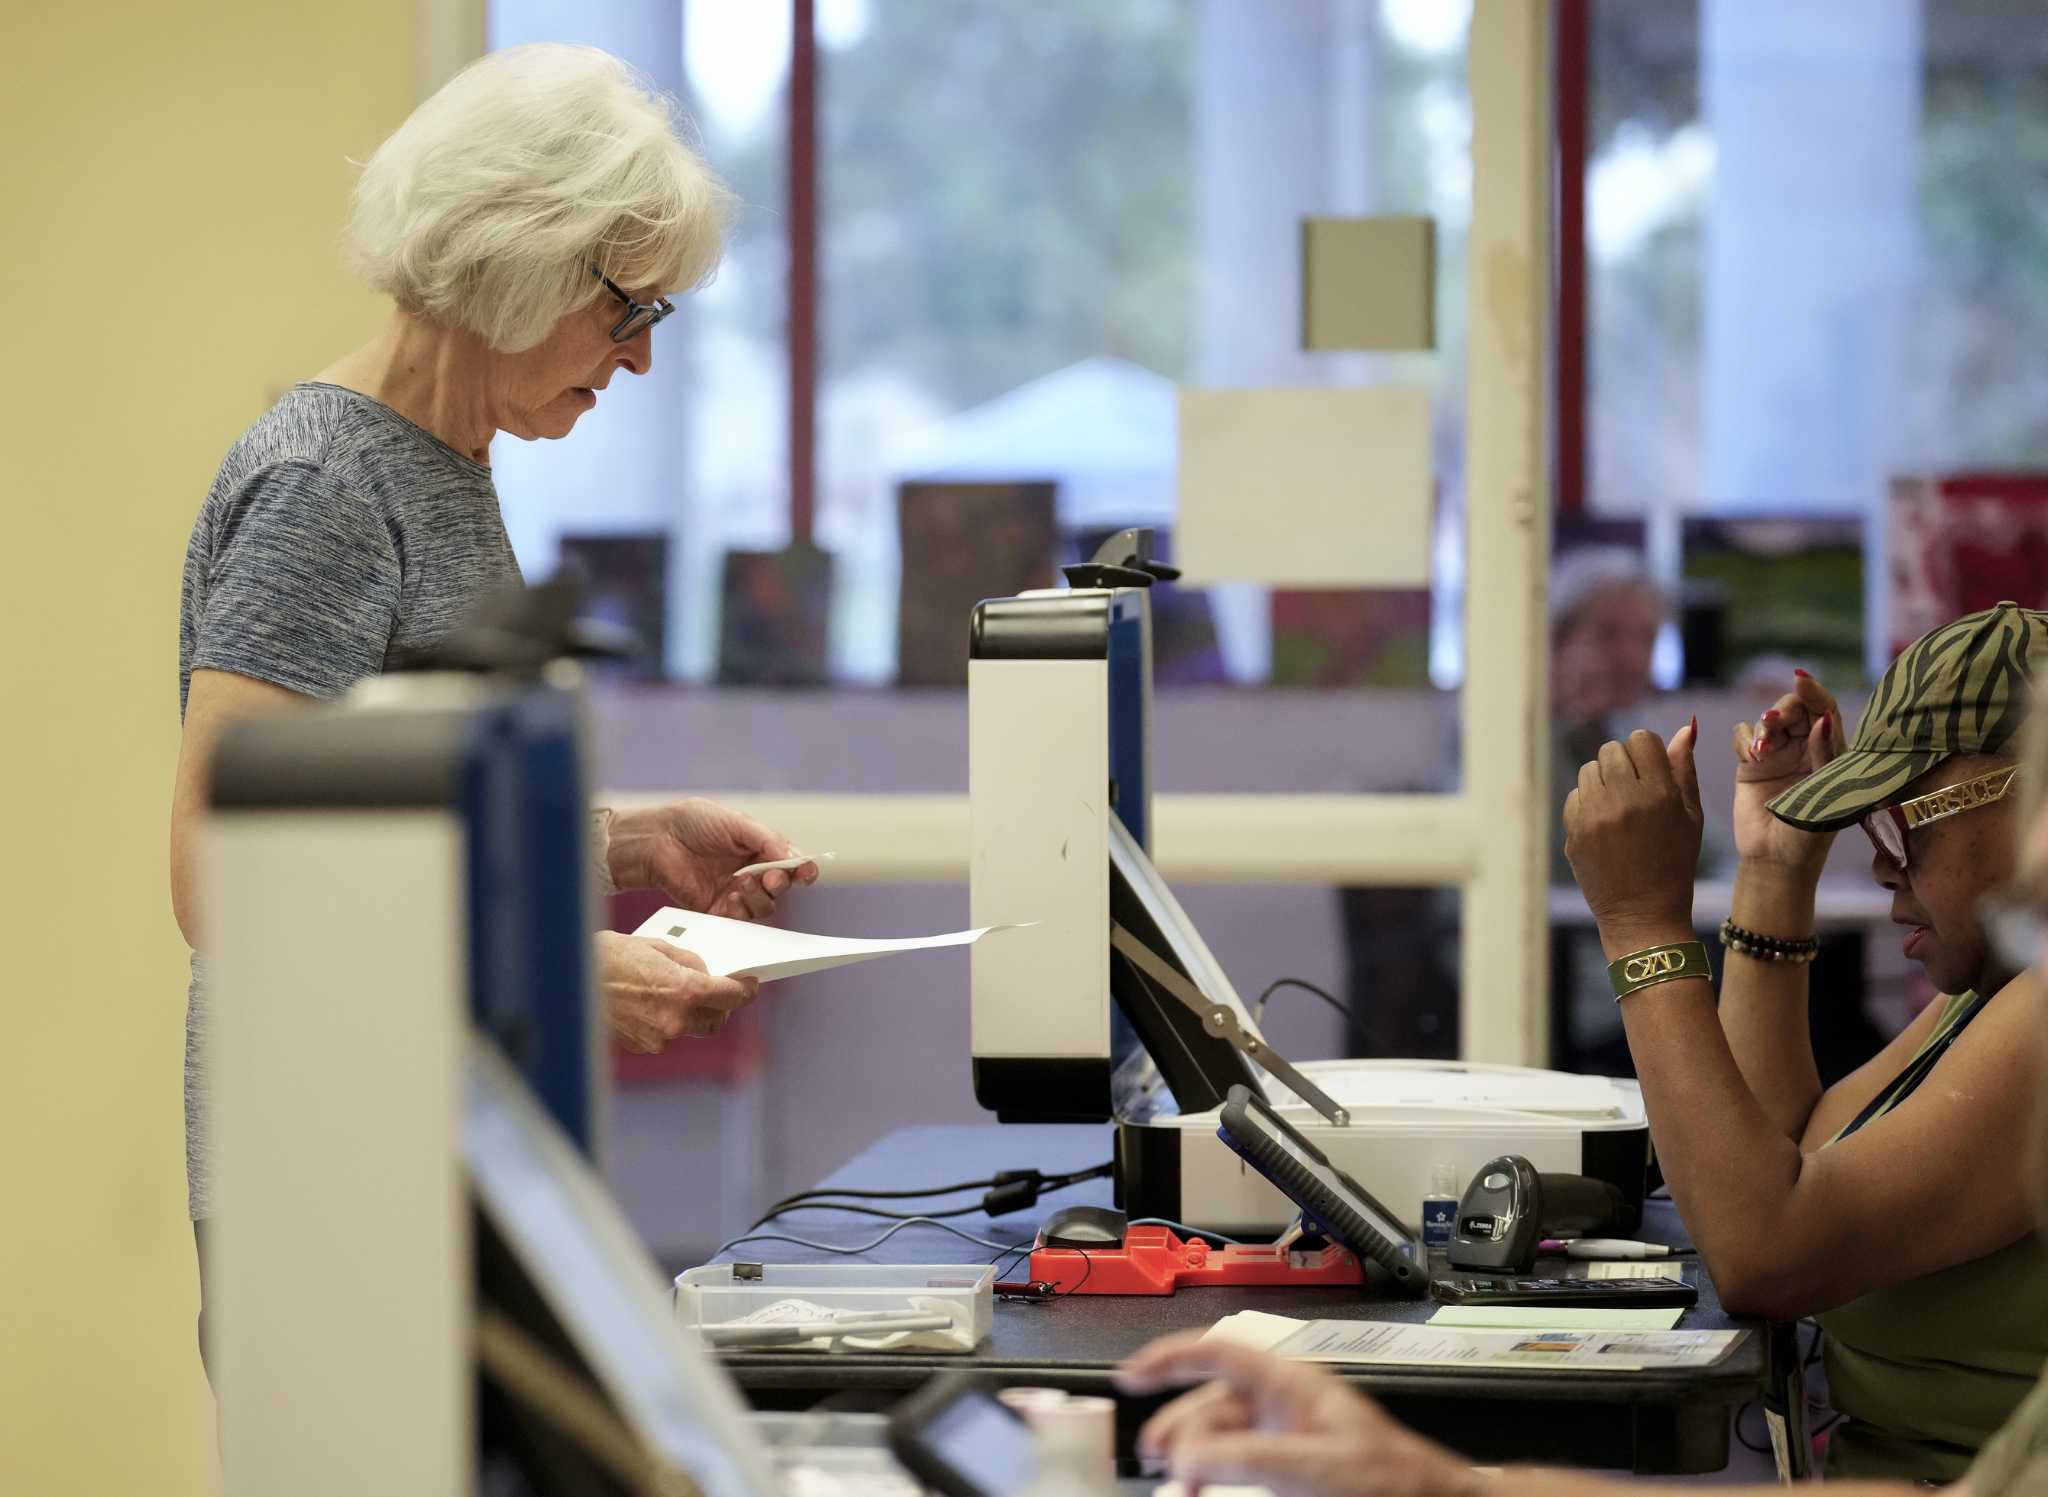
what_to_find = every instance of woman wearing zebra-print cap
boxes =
[1561,603,2048,1484]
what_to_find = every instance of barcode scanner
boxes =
[1448,1154,1628,1273]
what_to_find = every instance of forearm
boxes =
[1600,917,1812,1312]
[1717,864,1825,1139]
[1494,1470,1925,1497]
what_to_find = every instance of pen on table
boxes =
[699,1313,956,1348]
[1539,1238,1676,1260]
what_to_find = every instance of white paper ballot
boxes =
[1202,1310,1742,1373]
[632,906,1025,983]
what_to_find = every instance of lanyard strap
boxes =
[1834,991,1992,1145]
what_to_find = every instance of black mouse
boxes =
[1036,1205,1127,1249]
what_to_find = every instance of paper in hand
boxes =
[733,851,835,879]
[632,906,1026,984]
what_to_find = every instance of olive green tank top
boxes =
[1814,992,2048,1482]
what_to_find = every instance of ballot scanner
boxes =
[203,590,799,1497]
[968,532,1651,1237]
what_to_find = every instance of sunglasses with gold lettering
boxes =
[1860,765,2018,871]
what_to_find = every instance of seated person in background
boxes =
[1558,603,2048,1481]
[1342,549,1666,1063]
[1118,700,2048,1494]
[1546,547,1668,884]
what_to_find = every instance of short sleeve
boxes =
[190,460,402,699]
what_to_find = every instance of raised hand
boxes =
[1563,725,1705,954]
[1732,670,1842,877]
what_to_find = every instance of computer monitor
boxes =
[465,1036,778,1496]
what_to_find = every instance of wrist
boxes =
[1731,861,1820,932]
[603,807,654,892]
[1595,916,1697,964]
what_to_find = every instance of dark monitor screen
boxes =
[465,1037,775,1496]
[1107,817,1265,1116]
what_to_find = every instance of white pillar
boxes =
[485,2,698,674]
[1700,0,1920,513]
[1459,0,1552,1065]
[1192,0,1378,680]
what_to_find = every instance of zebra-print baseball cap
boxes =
[1766,602,2048,833]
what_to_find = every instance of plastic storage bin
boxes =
[673,1261,997,1351]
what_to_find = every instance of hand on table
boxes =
[606,797,819,921]
[1563,725,1705,951]
[1117,1333,1483,1497]
[596,931,759,1052]
[1732,669,1843,879]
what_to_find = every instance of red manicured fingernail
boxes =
[1763,709,1781,723]
[1817,716,1830,741]
[1689,715,1698,739]
[1753,735,1768,758]
[1794,667,1811,679]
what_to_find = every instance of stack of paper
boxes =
[632,907,1025,983]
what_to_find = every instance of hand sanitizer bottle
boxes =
[1421,1162,1460,1254]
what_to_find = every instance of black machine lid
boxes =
[1107,817,1269,1116]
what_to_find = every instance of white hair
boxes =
[1549,545,1671,633]
[344,44,732,353]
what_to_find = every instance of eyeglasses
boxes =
[591,268,674,343]
[1860,765,2019,871]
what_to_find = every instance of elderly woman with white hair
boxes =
[171,45,815,1238]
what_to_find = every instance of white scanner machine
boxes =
[967,530,1650,1236]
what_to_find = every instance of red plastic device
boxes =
[1027,1225,1366,1295]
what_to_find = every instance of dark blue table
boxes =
[711,1124,1772,1474]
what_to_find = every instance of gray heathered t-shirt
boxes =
[179,382,521,1216]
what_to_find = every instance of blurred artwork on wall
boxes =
[1267,589,1431,688]
[558,533,668,681]
[1682,518,1864,689]
[717,541,834,687]
[897,481,1058,687]
[1890,474,2048,656]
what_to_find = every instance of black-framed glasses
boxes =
[591,268,674,343]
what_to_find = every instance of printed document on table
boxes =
[1203,1311,1743,1372]
[1428,1305,1685,1332]
[632,906,1027,983]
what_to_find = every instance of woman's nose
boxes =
[614,329,652,378]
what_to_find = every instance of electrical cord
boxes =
[761,1175,999,1212]
[715,1215,1026,1260]
[1253,976,1358,1027]
[998,1239,1092,1297]
[755,1201,992,1226]
[750,1162,1111,1233]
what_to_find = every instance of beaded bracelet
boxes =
[1717,919,1820,964]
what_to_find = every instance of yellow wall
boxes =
[0,5,418,1491]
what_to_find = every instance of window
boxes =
[489,0,1473,710]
